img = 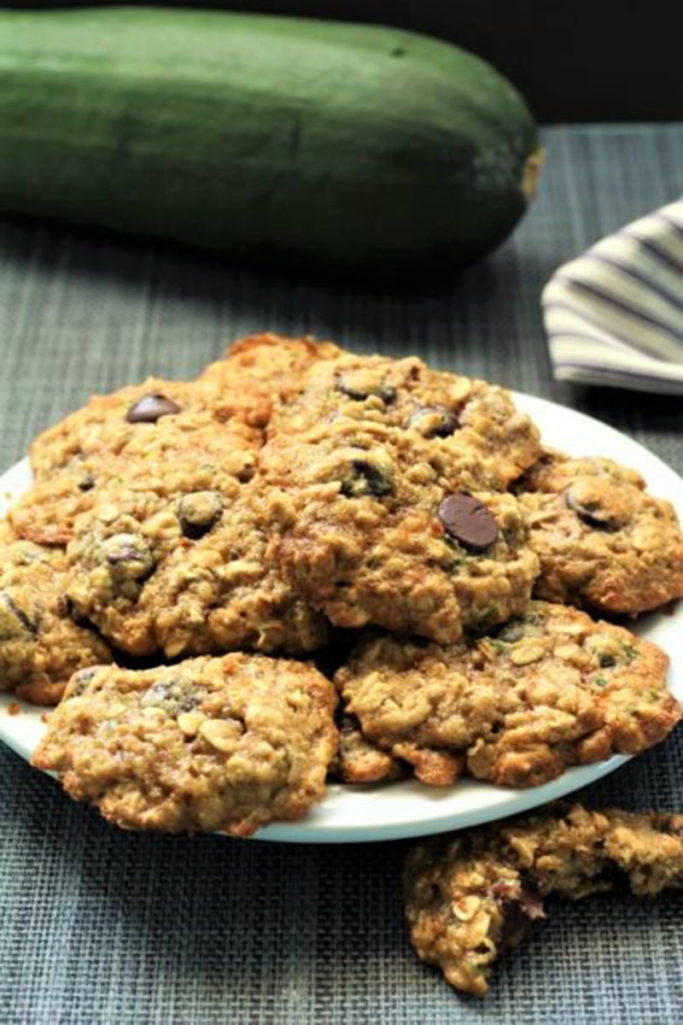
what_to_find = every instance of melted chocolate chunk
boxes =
[0,591,38,635]
[68,667,98,696]
[140,675,198,717]
[178,491,224,540]
[438,493,498,551]
[408,405,459,438]
[565,485,621,530]
[78,472,96,493]
[341,460,393,498]
[125,393,181,424]
[101,534,155,580]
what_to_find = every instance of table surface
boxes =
[1,123,682,1025]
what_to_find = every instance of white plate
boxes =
[1,393,681,843]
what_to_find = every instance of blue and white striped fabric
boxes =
[543,199,683,393]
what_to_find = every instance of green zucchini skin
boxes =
[0,7,540,273]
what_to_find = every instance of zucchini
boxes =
[0,7,542,274]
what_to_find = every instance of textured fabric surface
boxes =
[543,197,683,393]
[1,124,682,1025]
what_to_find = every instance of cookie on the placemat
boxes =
[517,452,683,615]
[0,536,111,704]
[335,602,678,787]
[404,802,683,997]
[33,653,338,837]
[328,714,403,784]
[65,489,328,658]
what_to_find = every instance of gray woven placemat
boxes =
[1,124,682,1025]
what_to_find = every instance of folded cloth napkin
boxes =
[542,198,683,394]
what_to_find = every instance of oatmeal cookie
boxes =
[29,375,268,479]
[65,488,328,658]
[336,602,678,787]
[268,351,541,489]
[33,653,338,837]
[256,351,541,642]
[11,408,259,548]
[404,802,683,997]
[328,714,403,784]
[18,333,338,547]
[199,332,343,403]
[0,536,111,704]
[517,452,683,615]
[29,332,341,482]
[15,373,263,548]
[259,428,538,642]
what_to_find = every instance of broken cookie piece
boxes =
[404,802,683,997]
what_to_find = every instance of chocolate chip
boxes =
[565,484,623,530]
[125,393,181,424]
[0,591,38,635]
[106,544,141,565]
[492,880,544,953]
[78,472,96,492]
[178,491,223,539]
[407,405,459,438]
[496,621,525,643]
[438,493,498,551]
[101,534,155,579]
[336,371,396,404]
[341,459,393,498]
[64,596,92,627]
[69,667,98,696]
[140,675,197,716]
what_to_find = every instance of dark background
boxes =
[8,0,683,122]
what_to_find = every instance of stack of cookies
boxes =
[1,334,682,837]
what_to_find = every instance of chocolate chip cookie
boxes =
[268,351,541,489]
[404,802,683,997]
[336,602,678,786]
[259,418,538,643]
[17,334,340,549]
[33,653,338,837]
[0,534,111,704]
[329,713,403,784]
[199,331,343,403]
[255,351,541,643]
[15,377,263,548]
[29,375,265,477]
[65,488,328,658]
[517,452,683,615]
[13,410,259,549]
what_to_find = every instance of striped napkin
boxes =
[542,199,683,393]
